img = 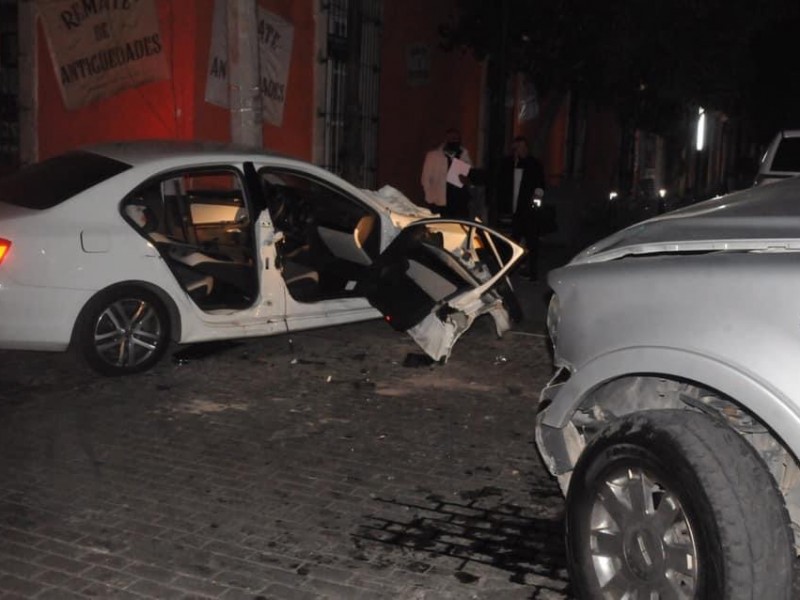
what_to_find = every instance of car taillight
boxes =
[0,239,10,265]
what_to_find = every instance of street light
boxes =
[696,107,706,152]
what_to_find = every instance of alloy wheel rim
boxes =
[93,298,162,368]
[587,466,698,599]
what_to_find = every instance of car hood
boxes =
[573,177,800,264]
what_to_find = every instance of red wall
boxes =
[258,0,315,160]
[38,0,200,159]
[582,105,622,192]
[511,86,571,188]
[37,0,316,161]
[377,0,484,203]
[512,86,622,192]
[36,0,482,192]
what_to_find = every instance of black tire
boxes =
[566,409,794,600]
[75,286,170,376]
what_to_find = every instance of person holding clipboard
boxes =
[421,128,472,218]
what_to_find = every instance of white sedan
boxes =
[0,141,524,375]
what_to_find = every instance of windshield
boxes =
[0,151,131,210]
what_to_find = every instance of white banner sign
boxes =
[204,0,228,108]
[37,0,169,110]
[257,10,293,127]
[204,2,294,127]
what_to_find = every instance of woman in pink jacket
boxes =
[421,128,472,218]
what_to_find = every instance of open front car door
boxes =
[357,219,525,361]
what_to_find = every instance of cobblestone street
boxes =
[0,277,570,599]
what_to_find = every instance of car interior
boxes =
[259,170,511,330]
[122,169,259,311]
[256,169,513,328]
[358,222,505,331]
[259,169,382,303]
[121,165,514,327]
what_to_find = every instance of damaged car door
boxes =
[357,219,525,361]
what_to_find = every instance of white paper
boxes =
[446,158,471,188]
[204,0,228,108]
[259,9,294,127]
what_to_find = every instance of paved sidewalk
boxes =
[0,273,570,599]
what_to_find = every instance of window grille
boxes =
[320,0,382,188]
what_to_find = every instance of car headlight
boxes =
[546,293,560,347]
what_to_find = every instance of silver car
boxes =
[538,178,800,598]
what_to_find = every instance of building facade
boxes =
[1,0,760,244]
[4,0,487,207]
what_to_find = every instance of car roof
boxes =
[82,139,291,168]
[76,140,383,213]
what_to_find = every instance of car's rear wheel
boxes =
[565,409,794,600]
[76,286,170,376]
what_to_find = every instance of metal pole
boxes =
[228,0,262,147]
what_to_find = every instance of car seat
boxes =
[124,203,214,298]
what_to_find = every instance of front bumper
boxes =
[536,367,584,479]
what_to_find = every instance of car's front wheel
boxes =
[75,286,170,376]
[565,409,794,599]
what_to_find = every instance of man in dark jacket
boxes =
[500,136,546,280]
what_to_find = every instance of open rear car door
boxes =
[356,219,525,361]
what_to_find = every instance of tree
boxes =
[748,14,800,140]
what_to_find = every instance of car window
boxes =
[259,169,370,230]
[771,137,800,172]
[258,168,378,260]
[0,151,131,210]
[182,172,246,225]
[123,168,248,248]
